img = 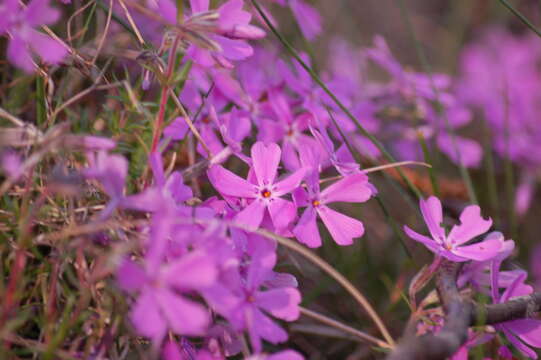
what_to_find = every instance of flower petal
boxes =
[131,291,167,342]
[268,198,297,230]
[7,36,35,73]
[250,308,288,350]
[116,259,146,292]
[234,199,266,229]
[208,165,256,198]
[257,288,301,321]
[452,238,502,261]
[273,167,307,196]
[317,205,364,246]
[28,29,67,65]
[293,207,321,248]
[251,141,281,186]
[403,225,441,254]
[156,288,209,336]
[448,205,492,245]
[505,319,541,348]
[419,196,445,243]
[320,173,372,204]
[164,251,216,290]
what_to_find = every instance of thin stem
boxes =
[150,36,181,153]
[497,0,541,38]
[299,306,391,348]
[242,226,396,347]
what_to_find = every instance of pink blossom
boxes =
[293,171,372,247]
[117,250,217,344]
[404,196,501,262]
[0,0,67,72]
[208,141,306,231]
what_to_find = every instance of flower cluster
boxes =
[3,0,541,358]
[406,196,541,358]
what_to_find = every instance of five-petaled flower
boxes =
[208,141,306,231]
[404,196,502,262]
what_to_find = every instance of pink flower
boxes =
[492,272,541,358]
[208,141,306,231]
[116,251,216,344]
[0,0,67,73]
[156,0,265,68]
[404,196,501,262]
[228,243,301,353]
[293,171,372,247]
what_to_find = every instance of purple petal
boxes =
[251,141,281,186]
[116,259,146,292]
[208,165,257,198]
[218,0,250,28]
[419,196,446,243]
[273,167,307,196]
[289,0,321,40]
[164,251,216,290]
[317,205,364,246]
[501,327,538,359]
[320,173,372,204]
[7,36,35,73]
[437,134,482,168]
[268,198,297,230]
[403,225,441,254]
[249,308,288,352]
[156,288,209,336]
[268,87,293,123]
[505,319,541,348]
[215,36,253,60]
[28,29,67,65]
[165,171,193,203]
[257,288,301,321]
[164,117,189,140]
[452,238,502,261]
[25,0,60,26]
[158,0,177,24]
[234,199,266,229]
[131,291,167,341]
[448,205,492,245]
[190,0,209,13]
[293,207,321,248]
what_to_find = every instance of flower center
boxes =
[312,200,320,207]
[261,189,272,198]
[443,242,453,251]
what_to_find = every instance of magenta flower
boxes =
[404,196,501,262]
[0,0,67,73]
[258,87,322,171]
[83,151,128,218]
[491,272,541,358]
[293,171,372,247]
[208,141,306,231]
[156,0,265,68]
[228,245,301,353]
[116,250,216,344]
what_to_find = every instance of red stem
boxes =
[150,36,181,153]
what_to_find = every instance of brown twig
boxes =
[387,259,541,360]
